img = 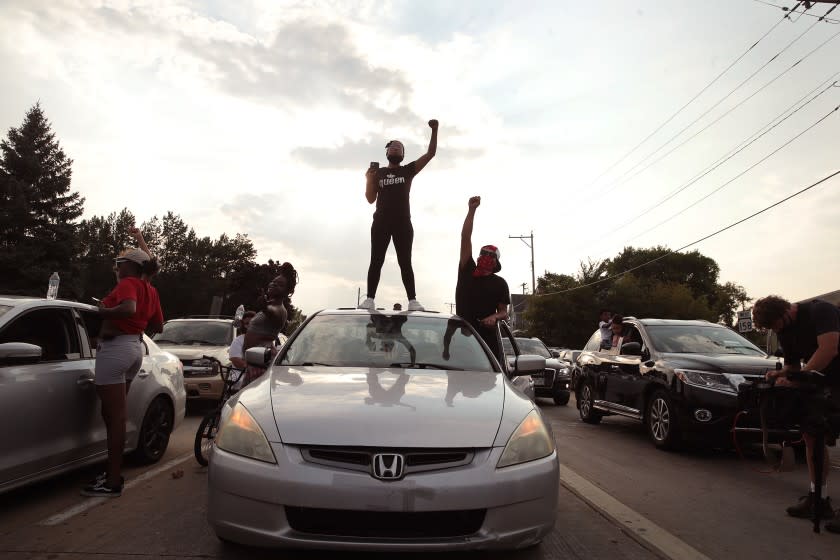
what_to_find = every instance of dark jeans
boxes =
[366,219,416,299]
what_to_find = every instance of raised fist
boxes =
[428,119,439,130]
[468,196,481,209]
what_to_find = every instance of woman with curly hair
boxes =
[241,262,299,387]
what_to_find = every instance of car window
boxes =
[280,314,495,372]
[0,308,81,361]
[619,325,646,355]
[646,325,765,356]
[583,331,601,352]
[515,338,552,358]
[153,321,233,346]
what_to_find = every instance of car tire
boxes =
[646,389,681,450]
[553,390,570,406]
[578,381,602,424]
[131,396,174,464]
[194,410,221,467]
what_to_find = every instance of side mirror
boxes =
[0,342,43,366]
[245,346,272,368]
[620,341,642,356]
[512,354,546,376]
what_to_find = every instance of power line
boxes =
[626,101,839,243]
[753,0,840,23]
[538,169,840,297]
[597,22,840,199]
[597,10,832,197]
[587,75,838,243]
[580,4,796,191]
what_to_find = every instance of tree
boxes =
[0,103,84,297]
[77,209,137,301]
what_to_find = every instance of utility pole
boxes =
[509,231,535,295]
[519,282,528,295]
[444,302,456,313]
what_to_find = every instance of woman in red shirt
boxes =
[81,248,163,498]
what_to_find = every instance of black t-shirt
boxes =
[778,299,840,386]
[456,257,510,326]
[373,162,416,222]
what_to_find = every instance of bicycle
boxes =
[193,355,243,466]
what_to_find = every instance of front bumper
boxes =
[208,443,558,551]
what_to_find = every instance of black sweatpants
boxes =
[366,218,416,300]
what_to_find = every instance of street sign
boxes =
[738,318,753,333]
[737,309,752,320]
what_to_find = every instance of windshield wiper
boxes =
[181,339,218,345]
[153,338,179,344]
[298,362,336,367]
[389,362,459,370]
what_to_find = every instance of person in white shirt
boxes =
[228,310,256,391]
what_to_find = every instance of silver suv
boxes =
[152,317,236,401]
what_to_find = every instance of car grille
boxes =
[301,447,474,475]
[181,359,217,378]
[285,506,486,538]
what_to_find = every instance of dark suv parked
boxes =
[575,318,779,449]
[503,337,571,405]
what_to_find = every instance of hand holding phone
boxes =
[370,161,379,169]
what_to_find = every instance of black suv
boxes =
[575,318,778,449]
[503,337,572,405]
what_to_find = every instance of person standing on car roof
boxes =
[359,119,438,313]
[753,295,840,533]
[454,196,510,364]
[82,248,163,498]
[242,263,298,388]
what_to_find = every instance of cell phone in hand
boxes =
[370,161,379,169]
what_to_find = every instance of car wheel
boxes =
[578,381,601,424]
[646,389,681,450]
[194,410,221,467]
[553,390,570,406]
[131,396,174,464]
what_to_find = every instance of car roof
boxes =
[0,296,97,312]
[635,318,718,327]
[314,308,452,319]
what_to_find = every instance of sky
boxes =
[1,0,839,317]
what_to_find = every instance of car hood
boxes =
[660,353,778,375]
[545,358,570,375]
[268,367,504,447]
[155,345,229,363]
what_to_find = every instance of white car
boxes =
[208,308,557,551]
[0,296,186,494]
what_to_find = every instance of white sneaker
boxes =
[358,297,375,310]
[407,299,425,311]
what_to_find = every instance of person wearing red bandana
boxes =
[360,119,439,312]
[454,196,510,363]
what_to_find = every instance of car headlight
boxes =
[215,402,276,463]
[557,366,570,377]
[675,369,744,393]
[497,410,555,468]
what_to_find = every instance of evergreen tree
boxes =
[0,103,84,297]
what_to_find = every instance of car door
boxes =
[498,322,535,400]
[0,307,100,487]
[603,324,646,415]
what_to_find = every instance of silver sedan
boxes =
[0,296,187,494]
[208,309,558,551]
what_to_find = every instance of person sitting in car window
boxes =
[609,315,625,352]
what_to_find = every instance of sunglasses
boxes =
[479,250,497,258]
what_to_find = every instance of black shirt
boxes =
[778,299,840,386]
[455,258,511,359]
[373,162,416,222]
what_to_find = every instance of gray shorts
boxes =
[95,335,143,386]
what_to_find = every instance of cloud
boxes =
[291,137,483,169]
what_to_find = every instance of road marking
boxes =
[559,464,712,560]
[39,452,194,527]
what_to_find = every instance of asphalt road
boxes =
[1,396,838,559]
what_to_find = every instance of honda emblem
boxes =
[371,453,405,480]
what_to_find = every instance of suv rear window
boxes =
[153,321,233,346]
[646,325,764,356]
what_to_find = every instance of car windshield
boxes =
[280,314,496,372]
[514,338,552,358]
[153,321,232,346]
[646,325,765,356]
[0,305,11,320]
